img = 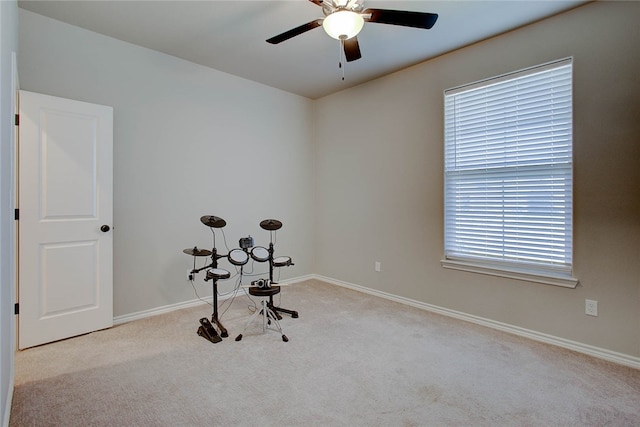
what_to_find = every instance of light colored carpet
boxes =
[10,279,640,426]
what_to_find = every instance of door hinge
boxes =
[15,114,19,126]
[14,208,19,220]
[14,303,19,315]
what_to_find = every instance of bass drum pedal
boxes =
[197,317,222,344]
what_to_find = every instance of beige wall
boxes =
[18,10,315,317]
[314,1,640,358]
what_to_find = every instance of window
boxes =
[442,58,577,288]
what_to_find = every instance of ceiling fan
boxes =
[266,0,438,63]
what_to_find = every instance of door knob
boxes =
[100,225,111,233]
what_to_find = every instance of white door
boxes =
[18,90,113,349]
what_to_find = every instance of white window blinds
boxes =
[444,58,573,281]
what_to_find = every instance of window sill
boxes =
[440,259,579,288]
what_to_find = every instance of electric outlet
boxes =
[375,261,381,272]
[585,299,598,317]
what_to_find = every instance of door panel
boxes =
[19,90,113,349]
[41,109,98,219]
[40,241,98,318]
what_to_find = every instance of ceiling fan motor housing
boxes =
[322,10,365,40]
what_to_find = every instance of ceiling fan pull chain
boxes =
[339,39,345,81]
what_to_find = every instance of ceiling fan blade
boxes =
[266,19,323,44]
[308,0,324,6]
[364,8,438,29]
[343,36,362,62]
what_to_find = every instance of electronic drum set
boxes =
[183,215,297,344]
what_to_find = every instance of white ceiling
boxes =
[18,0,589,99]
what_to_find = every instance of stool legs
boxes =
[235,299,288,342]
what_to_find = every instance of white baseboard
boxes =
[113,274,315,326]
[113,297,213,326]
[314,274,640,370]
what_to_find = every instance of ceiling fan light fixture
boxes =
[322,10,364,40]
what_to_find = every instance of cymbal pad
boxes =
[260,219,282,230]
[183,247,212,257]
[200,215,227,228]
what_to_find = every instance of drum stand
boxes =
[191,246,229,338]
[267,241,299,319]
[205,248,229,337]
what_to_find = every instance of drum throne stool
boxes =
[235,285,288,342]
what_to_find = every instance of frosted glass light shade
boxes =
[322,10,364,40]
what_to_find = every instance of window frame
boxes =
[441,58,578,288]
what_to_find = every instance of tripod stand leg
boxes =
[235,301,265,341]
[264,305,288,342]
